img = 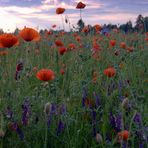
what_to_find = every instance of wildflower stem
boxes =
[44,115,48,148]
[80,9,82,20]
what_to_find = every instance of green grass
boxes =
[0,31,148,148]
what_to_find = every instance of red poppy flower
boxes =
[82,26,89,33]
[52,24,56,28]
[76,36,81,42]
[0,34,19,48]
[60,69,65,75]
[19,27,40,42]
[58,47,67,55]
[68,43,76,50]
[36,69,55,81]
[94,24,102,32]
[104,67,116,78]
[110,40,116,47]
[47,31,53,35]
[126,47,133,52]
[76,2,86,9]
[120,42,126,49]
[55,40,64,47]
[145,37,148,42]
[118,130,129,141]
[92,42,101,52]
[56,8,65,14]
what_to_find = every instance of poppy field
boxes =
[0,2,148,148]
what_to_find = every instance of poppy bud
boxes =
[60,69,65,75]
[0,130,5,138]
[96,133,103,143]
[118,130,129,141]
[44,102,52,115]
[121,98,129,109]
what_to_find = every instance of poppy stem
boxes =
[80,9,82,20]
[44,114,48,148]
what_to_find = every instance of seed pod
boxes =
[96,133,103,143]
[122,98,129,109]
[0,130,5,138]
[44,102,52,115]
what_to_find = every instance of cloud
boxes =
[0,0,148,32]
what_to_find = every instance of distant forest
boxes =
[76,14,148,33]
[0,14,148,33]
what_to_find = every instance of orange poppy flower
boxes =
[47,31,53,35]
[55,40,64,47]
[94,24,102,32]
[82,26,89,33]
[19,27,40,42]
[104,67,116,78]
[60,69,65,75]
[68,43,76,50]
[0,34,19,48]
[118,130,129,141]
[145,37,148,42]
[76,36,81,42]
[36,69,55,81]
[120,42,126,49]
[58,47,67,55]
[92,71,97,84]
[126,47,133,52]
[93,42,101,52]
[76,2,86,9]
[110,40,116,47]
[56,7,65,14]
[0,50,8,56]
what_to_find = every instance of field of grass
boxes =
[0,30,148,148]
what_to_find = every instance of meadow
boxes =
[0,27,148,148]
[0,2,148,148]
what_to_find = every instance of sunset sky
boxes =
[0,0,148,32]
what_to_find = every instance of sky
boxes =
[0,0,148,32]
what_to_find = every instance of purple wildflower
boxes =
[122,141,127,148]
[115,113,122,132]
[51,103,57,114]
[22,99,31,126]
[82,87,87,107]
[109,112,122,132]
[118,80,124,101]
[11,122,24,140]
[134,113,141,125]
[59,104,67,115]
[93,92,100,107]
[91,109,97,136]
[57,120,65,135]
[109,112,116,129]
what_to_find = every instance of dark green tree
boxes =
[77,19,85,32]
